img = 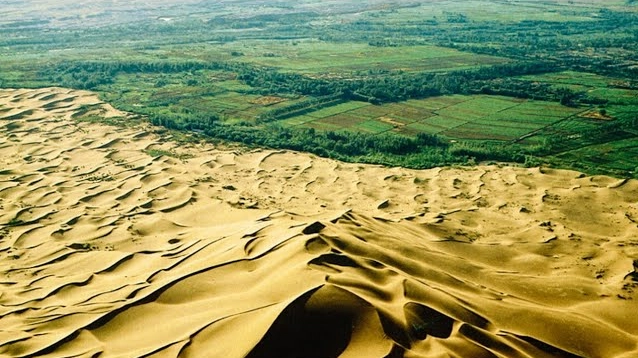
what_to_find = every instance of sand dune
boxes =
[1,88,637,357]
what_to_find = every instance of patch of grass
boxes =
[74,114,133,127]
[354,119,395,134]
[85,173,115,182]
[403,121,448,135]
[306,101,370,118]
[144,148,194,160]
[6,218,25,227]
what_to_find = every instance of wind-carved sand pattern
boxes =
[1,88,638,358]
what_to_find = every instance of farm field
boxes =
[282,95,589,142]
[217,41,510,75]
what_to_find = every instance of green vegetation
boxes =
[224,41,509,74]
[144,149,194,161]
[278,95,585,142]
[85,173,116,182]
[1,0,638,177]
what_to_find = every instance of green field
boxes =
[218,41,509,74]
[281,95,587,142]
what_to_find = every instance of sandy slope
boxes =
[1,88,637,358]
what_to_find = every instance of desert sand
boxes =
[1,87,637,358]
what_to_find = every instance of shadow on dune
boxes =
[247,286,366,358]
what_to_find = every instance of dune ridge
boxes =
[1,88,637,357]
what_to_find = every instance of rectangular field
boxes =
[354,120,395,134]
[402,122,448,135]
[306,101,370,119]
[442,123,533,141]
[316,113,367,128]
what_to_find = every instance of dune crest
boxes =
[1,88,637,357]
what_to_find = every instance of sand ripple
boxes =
[1,88,637,357]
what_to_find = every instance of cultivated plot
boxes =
[284,95,589,142]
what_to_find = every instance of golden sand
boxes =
[1,88,637,357]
